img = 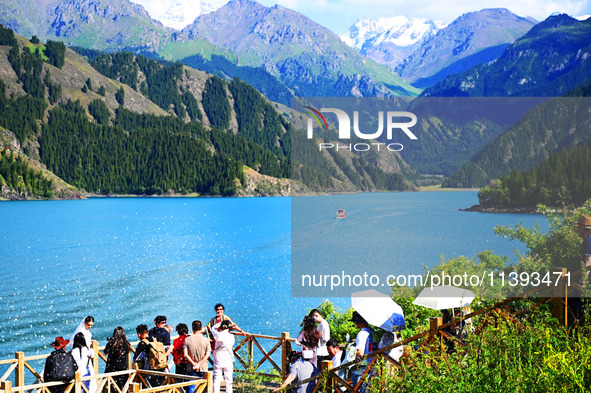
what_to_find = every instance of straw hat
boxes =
[574,214,591,229]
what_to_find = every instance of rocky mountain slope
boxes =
[396,8,536,89]
[176,0,420,97]
[0,26,417,198]
[423,14,591,98]
[0,0,172,51]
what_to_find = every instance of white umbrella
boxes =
[412,285,475,310]
[351,289,405,331]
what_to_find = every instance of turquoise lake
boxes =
[0,192,546,362]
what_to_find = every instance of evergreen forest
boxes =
[477,139,591,209]
[0,148,54,198]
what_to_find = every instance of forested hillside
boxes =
[477,138,591,209]
[0,26,292,197]
[0,25,415,199]
[444,92,591,188]
[0,147,54,199]
[423,14,591,98]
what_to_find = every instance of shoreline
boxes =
[461,204,540,214]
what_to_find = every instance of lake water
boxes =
[0,192,546,363]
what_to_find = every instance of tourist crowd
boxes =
[43,305,411,393]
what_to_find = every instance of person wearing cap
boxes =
[211,320,235,393]
[574,213,591,287]
[272,350,318,393]
[43,337,78,393]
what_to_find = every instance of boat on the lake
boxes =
[336,209,346,219]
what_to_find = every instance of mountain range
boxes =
[423,14,591,98]
[173,0,419,97]
[131,0,228,30]
[395,8,537,89]
[0,0,172,50]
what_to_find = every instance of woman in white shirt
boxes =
[71,332,97,393]
[211,320,235,393]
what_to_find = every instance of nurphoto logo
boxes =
[304,105,418,152]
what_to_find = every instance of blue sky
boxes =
[256,0,591,33]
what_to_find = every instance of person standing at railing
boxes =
[272,350,318,393]
[296,315,320,367]
[349,311,375,393]
[326,339,347,379]
[183,320,211,393]
[104,327,133,390]
[68,316,94,349]
[71,332,98,393]
[206,303,247,338]
[309,309,331,363]
[134,324,165,387]
[43,337,78,393]
[211,320,235,393]
[148,315,171,346]
[166,323,191,376]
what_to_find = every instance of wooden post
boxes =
[320,360,333,393]
[204,371,213,393]
[74,371,82,393]
[15,352,25,387]
[248,336,254,368]
[429,317,443,353]
[1,381,13,393]
[551,267,569,326]
[91,340,99,376]
[130,382,140,393]
[127,350,133,371]
[281,332,290,380]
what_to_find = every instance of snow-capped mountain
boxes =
[341,16,446,68]
[130,0,229,30]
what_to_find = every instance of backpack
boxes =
[378,331,403,362]
[44,350,78,382]
[143,338,168,370]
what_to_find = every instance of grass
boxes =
[25,44,49,61]
[158,40,236,61]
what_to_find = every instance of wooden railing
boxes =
[0,367,211,393]
[232,332,295,380]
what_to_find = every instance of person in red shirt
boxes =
[166,324,190,375]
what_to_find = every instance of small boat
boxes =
[336,209,346,219]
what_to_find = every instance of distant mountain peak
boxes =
[340,16,446,69]
[395,8,536,87]
[130,0,229,30]
[343,16,445,48]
